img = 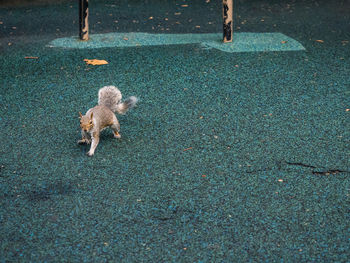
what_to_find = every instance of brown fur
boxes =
[78,86,137,156]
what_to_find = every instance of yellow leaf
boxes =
[84,59,108,65]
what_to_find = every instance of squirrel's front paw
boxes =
[86,151,94,157]
[78,138,91,145]
[77,139,86,145]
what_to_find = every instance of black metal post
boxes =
[79,0,89,41]
[223,0,233,43]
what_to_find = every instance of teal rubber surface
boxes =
[0,0,349,262]
[50,32,306,53]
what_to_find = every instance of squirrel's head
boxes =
[79,112,94,132]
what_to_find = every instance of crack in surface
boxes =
[285,161,350,175]
[285,162,317,169]
[312,169,349,175]
[240,161,350,175]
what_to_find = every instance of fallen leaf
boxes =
[84,59,108,65]
[123,37,129,40]
[183,147,193,151]
[315,39,324,43]
[281,40,287,44]
[181,4,188,7]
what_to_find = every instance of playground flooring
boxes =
[0,0,349,261]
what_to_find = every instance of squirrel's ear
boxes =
[90,112,93,119]
[79,112,83,118]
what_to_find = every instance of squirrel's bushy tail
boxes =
[98,86,138,114]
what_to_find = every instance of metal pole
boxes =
[223,0,233,43]
[79,0,89,41]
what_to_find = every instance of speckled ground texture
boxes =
[1,0,349,262]
[49,32,306,52]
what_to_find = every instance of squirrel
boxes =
[78,86,138,156]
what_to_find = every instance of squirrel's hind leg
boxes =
[111,118,121,139]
